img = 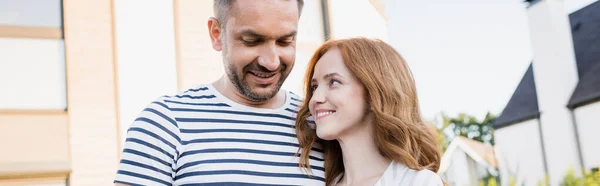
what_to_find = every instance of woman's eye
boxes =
[310,85,318,92]
[330,80,341,85]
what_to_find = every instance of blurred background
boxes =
[0,0,598,185]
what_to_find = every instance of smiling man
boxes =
[114,0,325,185]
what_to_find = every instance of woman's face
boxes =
[308,48,372,140]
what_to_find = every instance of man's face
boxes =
[221,0,299,102]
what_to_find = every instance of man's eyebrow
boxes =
[279,31,297,39]
[239,29,266,38]
[238,29,297,39]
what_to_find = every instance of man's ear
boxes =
[208,17,223,51]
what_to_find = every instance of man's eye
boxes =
[278,40,293,46]
[243,39,260,46]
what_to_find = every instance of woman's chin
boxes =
[316,130,338,141]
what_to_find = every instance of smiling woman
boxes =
[296,38,443,186]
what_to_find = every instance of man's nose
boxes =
[257,44,281,71]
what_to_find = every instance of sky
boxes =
[381,0,533,120]
[322,0,598,121]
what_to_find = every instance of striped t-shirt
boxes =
[115,84,325,185]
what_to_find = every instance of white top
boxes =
[375,161,443,186]
[336,161,444,186]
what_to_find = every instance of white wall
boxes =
[444,150,473,186]
[171,0,224,90]
[283,49,316,96]
[328,0,388,41]
[113,0,179,145]
[281,0,324,96]
[494,119,546,186]
[574,101,600,171]
[296,0,325,43]
[0,38,66,110]
[527,0,582,184]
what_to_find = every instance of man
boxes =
[114,0,325,185]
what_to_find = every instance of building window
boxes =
[0,0,67,110]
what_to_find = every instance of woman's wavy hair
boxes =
[296,38,441,186]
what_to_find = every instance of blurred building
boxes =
[439,136,498,186]
[493,1,600,185]
[0,0,387,185]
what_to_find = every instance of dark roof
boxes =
[567,1,600,108]
[524,0,542,8]
[493,64,540,129]
[568,64,600,108]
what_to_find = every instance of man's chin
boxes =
[249,87,278,97]
[246,84,281,98]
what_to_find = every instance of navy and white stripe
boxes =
[115,84,324,185]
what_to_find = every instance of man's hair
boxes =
[213,0,304,29]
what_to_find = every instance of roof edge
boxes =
[493,112,540,129]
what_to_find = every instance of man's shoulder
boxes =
[140,84,229,116]
[285,90,305,113]
[158,84,227,105]
[287,90,304,101]
[287,90,306,104]
[170,84,215,99]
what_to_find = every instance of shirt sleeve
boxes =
[115,98,181,185]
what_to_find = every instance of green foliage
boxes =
[562,169,580,186]
[537,175,549,186]
[479,176,521,186]
[509,177,517,186]
[436,115,451,153]
[559,169,600,186]
[529,169,600,186]
[436,112,497,153]
[479,177,499,186]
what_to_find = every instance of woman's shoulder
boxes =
[377,162,444,186]
[406,167,444,186]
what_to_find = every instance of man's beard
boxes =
[226,61,288,102]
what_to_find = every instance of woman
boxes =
[296,38,443,186]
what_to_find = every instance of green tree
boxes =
[560,168,600,186]
[438,112,497,149]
